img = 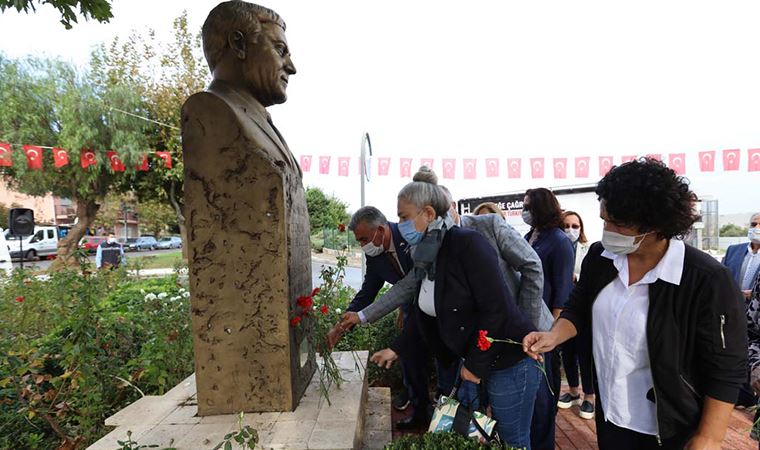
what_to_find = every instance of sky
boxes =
[0,0,758,225]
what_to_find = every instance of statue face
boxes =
[243,23,296,107]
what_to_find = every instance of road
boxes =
[14,251,365,291]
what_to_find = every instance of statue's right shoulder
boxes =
[182,90,235,118]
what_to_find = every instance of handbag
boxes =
[428,377,498,444]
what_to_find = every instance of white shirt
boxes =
[592,239,685,436]
[418,277,436,317]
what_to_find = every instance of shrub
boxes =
[384,432,502,449]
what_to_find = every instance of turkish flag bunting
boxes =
[698,151,715,172]
[507,158,521,178]
[80,149,97,168]
[0,143,11,167]
[378,157,390,176]
[463,159,477,179]
[136,154,149,171]
[338,157,350,177]
[574,157,590,178]
[319,156,331,174]
[442,158,456,179]
[622,155,636,163]
[599,156,613,176]
[723,149,740,171]
[530,158,544,179]
[22,145,43,170]
[107,151,126,172]
[52,147,69,168]
[400,158,412,177]
[485,158,499,177]
[299,155,312,172]
[668,153,686,175]
[553,157,567,179]
[749,149,760,172]
[646,154,662,161]
[421,158,434,170]
[155,151,172,169]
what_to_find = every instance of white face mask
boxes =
[107,237,116,244]
[361,228,385,257]
[601,229,651,255]
[565,228,580,243]
[749,227,760,244]
[522,210,533,226]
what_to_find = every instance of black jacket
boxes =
[560,242,747,440]
[391,226,536,379]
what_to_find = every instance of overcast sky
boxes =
[1,0,757,224]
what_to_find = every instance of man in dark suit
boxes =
[723,212,760,301]
[326,206,428,428]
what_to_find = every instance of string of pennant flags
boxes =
[0,142,172,171]
[299,148,760,180]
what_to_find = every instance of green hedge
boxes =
[384,432,503,449]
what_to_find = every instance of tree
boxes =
[305,187,350,233]
[0,54,150,269]
[0,0,113,29]
[720,223,748,237]
[136,199,177,239]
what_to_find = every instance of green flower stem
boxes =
[487,337,554,397]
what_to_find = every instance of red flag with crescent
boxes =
[485,158,499,177]
[106,151,126,172]
[668,153,686,175]
[507,158,521,178]
[52,147,69,168]
[442,158,456,179]
[530,158,544,179]
[622,155,636,164]
[553,157,567,179]
[22,145,43,170]
[574,157,589,178]
[599,156,613,176]
[400,158,412,177]
[299,155,312,172]
[378,157,390,176]
[421,158,434,170]
[463,158,477,179]
[80,149,97,168]
[136,154,149,171]
[318,156,331,174]
[338,157,350,177]
[646,154,662,161]
[0,143,11,167]
[698,151,715,172]
[749,149,760,172]
[723,149,740,171]
[155,151,172,169]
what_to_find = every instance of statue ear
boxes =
[228,30,247,59]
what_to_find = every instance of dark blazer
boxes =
[561,242,747,440]
[391,226,536,379]
[525,227,575,310]
[347,222,413,312]
[722,242,759,287]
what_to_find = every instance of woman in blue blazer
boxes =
[370,166,539,448]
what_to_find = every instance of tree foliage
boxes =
[0,0,113,29]
[136,199,177,239]
[305,187,350,233]
[720,223,748,237]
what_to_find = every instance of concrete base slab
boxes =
[87,351,373,450]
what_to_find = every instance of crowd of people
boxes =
[327,157,756,450]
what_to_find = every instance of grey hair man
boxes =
[339,186,552,332]
[722,212,760,300]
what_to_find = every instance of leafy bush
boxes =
[384,432,502,449]
[0,268,193,449]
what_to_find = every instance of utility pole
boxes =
[359,132,372,277]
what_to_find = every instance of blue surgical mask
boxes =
[399,214,424,245]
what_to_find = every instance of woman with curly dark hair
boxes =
[522,187,575,450]
[523,158,747,450]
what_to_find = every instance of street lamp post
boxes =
[359,133,372,276]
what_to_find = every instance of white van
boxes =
[5,225,59,260]
[0,228,12,273]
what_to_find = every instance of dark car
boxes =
[79,236,108,253]
[124,238,138,252]
[128,236,158,252]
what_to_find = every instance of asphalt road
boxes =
[11,248,174,271]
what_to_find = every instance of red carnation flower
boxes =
[296,295,314,310]
[290,316,302,327]
[320,304,328,315]
[15,296,25,303]
[338,223,346,233]
[477,330,492,351]
[311,287,321,297]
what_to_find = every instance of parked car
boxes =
[128,236,158,251]
[79,236,109,253]
[123,238,138,252]
[6,226,61,260]
[156,236,182,249]
[0,228,12,274]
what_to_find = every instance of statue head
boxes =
[202,1,296,107]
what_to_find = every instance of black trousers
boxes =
[595,399,691,450]
[559,330,594,395]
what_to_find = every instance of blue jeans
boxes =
[459,357,541,449]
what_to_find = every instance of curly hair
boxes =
[596,157,699,239]
[524,188,564,231]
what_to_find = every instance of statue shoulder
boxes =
[182,90,235,118]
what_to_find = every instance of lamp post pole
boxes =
[359,133,372,277]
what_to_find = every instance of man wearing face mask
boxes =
[722,212,760,301]
[523,158,747,450]
[96,233,125,270]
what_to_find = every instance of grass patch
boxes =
[128,250,185,269]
